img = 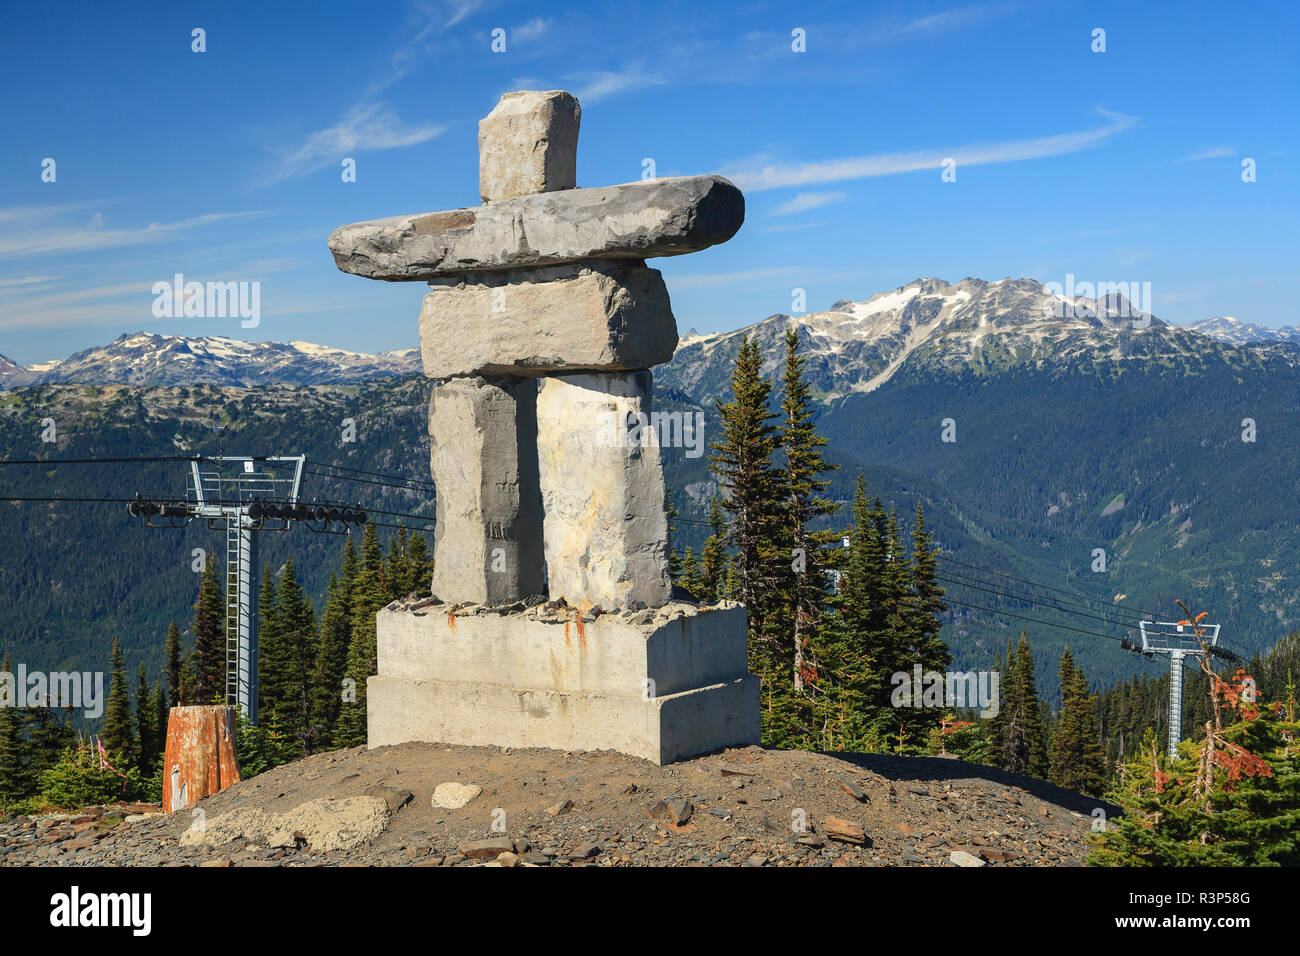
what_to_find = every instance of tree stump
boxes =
[163,705,241,814]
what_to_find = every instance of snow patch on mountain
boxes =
[1,333,421,387]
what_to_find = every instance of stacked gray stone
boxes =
[328,89,745,612]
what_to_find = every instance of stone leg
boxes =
[428,375,544,603]
[535,370,672,609]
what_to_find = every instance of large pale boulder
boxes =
[535,371,671,609]
[479,90,580,203]
[327,175,744,280]
[429,376,544,603]
[419,260,677,378]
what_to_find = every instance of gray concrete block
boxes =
[377,603,749,697]
[367,675,760,766]
[368,603,759,764]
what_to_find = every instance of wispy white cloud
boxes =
[0,276,58,291]
[266,104,445,184]
[264,1,470,185]
[440,0,491,30]
[0,211,267,258]
[770,192,845,216]
[512,17,552,43]
[567,62,666,103]
[0,202,108,226]
[726,108,1139,191]
[888,3,1010,38]
[1176,146,1235,162]
[0,258,310,331]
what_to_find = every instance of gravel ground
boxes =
[0,742,1116,867]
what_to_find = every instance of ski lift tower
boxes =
[1139,618,1222,758]
[186,455,305,724]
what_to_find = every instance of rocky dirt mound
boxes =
[0,743,1117,867]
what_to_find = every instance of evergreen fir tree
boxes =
[678,547,702,599]
[406,532,432,595]
[152,679,168,762]
[22,698,73,781]
[995,632,1049,777]
[163,621,183,707]
[256,564,284,722]
[312,538,358,747]
[335,525,386,747]
[698,496,728,604]
[0,653,33,805]
[1049,647,1106,795]
[709,337,784,635]
[775,327,839,697]
[135,662,159,777]
[102,638,137,763]
[190,559,225,705]
[275,559,319,755]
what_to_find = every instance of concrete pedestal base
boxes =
[367,599,760,764]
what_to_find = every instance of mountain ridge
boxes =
[4,277,1295,391]
[0,332,421,388]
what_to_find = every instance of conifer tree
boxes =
[102,638,136,763]
[389,525,413,596]
[190,560,225,704]
[312,538,358,746]
[995,632,1049,777]
[678,547,702,599]
[336,524,386,747]
[406,532,432,594]
[135,662,159,777]
[22,697,73,780]
[709,337,784,635]
[163,621,183,708]
[1049,647,1106,794]
[256,564,284,721]
[0,653,33,804]
[776,327,839,695]
[275,559,319,754]
[698,496,728,604]
[152,679,167,759]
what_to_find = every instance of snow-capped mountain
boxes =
[1183,316,1300,347]
[658,277,1287,404]
[4,281,1292,395]
[0,353,38,388]
[1,332,421,387]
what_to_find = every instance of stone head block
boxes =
[479,90,581,203]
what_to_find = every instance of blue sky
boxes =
[1,0,1295,364]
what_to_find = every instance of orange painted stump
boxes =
[162,705,241,814]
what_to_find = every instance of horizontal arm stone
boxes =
[327,175,744,281]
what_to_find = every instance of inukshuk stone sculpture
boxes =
[328,90,759,764]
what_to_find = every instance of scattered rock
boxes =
[432,782,483,810]
[460,837,514,860]
[824,816,866,846]
[950,850,986,867]
[666,798,693,826]
[836,775,868,802]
